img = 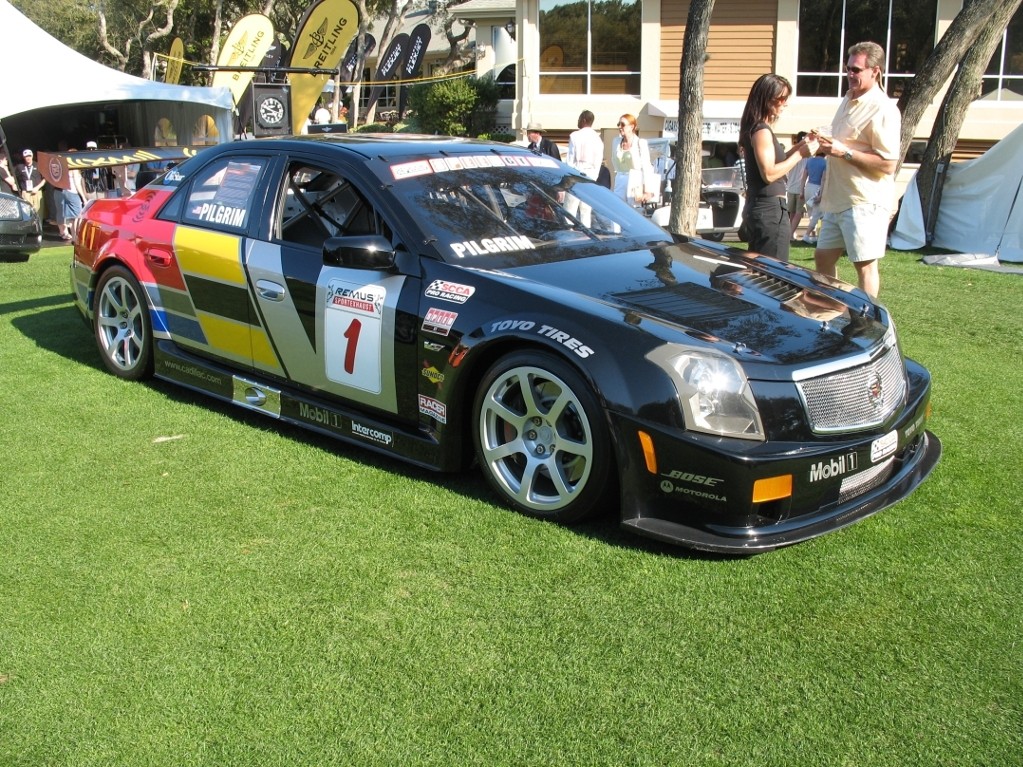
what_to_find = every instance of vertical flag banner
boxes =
[164,37,184,84]
[397,24,431,119]
[340,32,375,84]
[287,0,360,134]
[212,14,276,106]
[364,33,409,116]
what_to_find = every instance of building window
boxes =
[982,8,1023,100]
[538,0,641,96]
[796,0,938,100]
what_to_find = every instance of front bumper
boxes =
[612,376,941,554]
[0,219,43,255]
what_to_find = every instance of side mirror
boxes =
[323,235,396,270]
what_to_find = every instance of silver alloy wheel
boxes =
[478,364,594,513]
[96,274,147,373]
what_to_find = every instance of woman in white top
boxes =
[611,113,653,205]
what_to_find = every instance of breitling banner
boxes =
[287,0,359,134]
[212,14,275,106]
[164,37,184,84]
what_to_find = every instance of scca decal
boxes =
[425,279,476,304]
[450,236,535,259]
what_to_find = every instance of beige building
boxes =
[453,0,1022,160]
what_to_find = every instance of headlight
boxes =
[660,349,765,440]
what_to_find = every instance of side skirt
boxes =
[153,340,453,472]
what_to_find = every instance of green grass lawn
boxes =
[1,245,1020,766]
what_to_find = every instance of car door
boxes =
[159,153,276,373]
[244,154,418,417]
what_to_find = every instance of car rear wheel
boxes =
[473,351,615,524]
[93,266,153,380]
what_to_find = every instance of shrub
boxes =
[407,73,500,137]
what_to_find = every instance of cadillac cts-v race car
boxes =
[70,135,940,552]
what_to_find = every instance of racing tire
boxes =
[472,350,616,524]
[93,265,154,381]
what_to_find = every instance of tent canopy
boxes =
[0,0,233,153]
[892,121,1023,263]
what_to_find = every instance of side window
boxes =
[276,161,386,248]
[180,157,267,233]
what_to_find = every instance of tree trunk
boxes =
[917,0,1023,241]
[669,0,715,237]
[209,0,225,78]
[896,0,1015,165]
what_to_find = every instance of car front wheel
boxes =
[93,265,153,380]
[473,351,616,524]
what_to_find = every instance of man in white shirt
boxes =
[566,110,604,180]
[565,110,605,226]
[814,41,901,298]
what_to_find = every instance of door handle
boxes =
[256,280,285,302]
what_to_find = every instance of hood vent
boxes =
[611,282,759,325]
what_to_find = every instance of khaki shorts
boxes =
[817,205,890,263]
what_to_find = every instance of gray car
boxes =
[0,190,42,260]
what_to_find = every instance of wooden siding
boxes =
[661,0,778,101]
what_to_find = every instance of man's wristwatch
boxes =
[843,149,853,161]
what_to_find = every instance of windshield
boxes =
[381,153,669,264]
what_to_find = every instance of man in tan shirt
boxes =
[814,41,901,298]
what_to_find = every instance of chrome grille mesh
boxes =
[796,344,906,433]
[839,457,894,503]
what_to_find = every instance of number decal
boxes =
[343,318,362,375]
[324,279,385,393]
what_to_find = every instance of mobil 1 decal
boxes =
[325,278,386,392]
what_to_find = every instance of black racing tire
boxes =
[472,350,616,524]
[93,265,154,381]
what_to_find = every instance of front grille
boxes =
[0,233,27,245]
[796,343,907,433]
[839,457,895,503]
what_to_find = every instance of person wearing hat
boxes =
[16,149,44,215]
[526,122,561,161]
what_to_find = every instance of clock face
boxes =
[258,96,286,127]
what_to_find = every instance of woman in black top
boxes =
[739,74,814,261]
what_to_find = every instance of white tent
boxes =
[892,121,1023,263]
[0,0,233,151]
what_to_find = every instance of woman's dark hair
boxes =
[739,73,792,142]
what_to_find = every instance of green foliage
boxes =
[406,74,500,137]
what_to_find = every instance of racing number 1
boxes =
[343,318,362,375]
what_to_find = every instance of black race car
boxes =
[70,135,940,552]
